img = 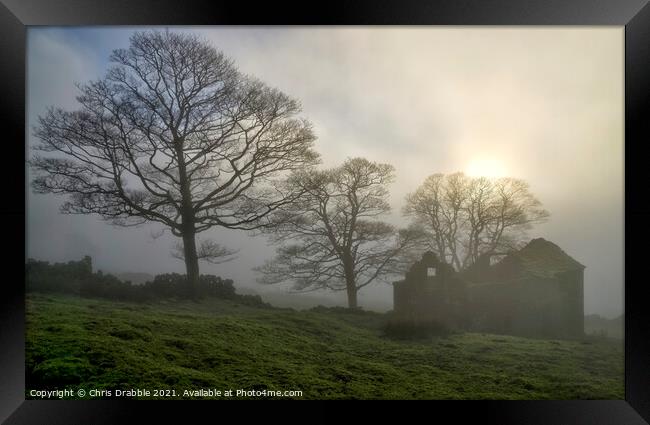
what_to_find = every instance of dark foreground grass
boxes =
[25,293,623,400]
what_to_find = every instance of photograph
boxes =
[24,25,625,401]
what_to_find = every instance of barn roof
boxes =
[498,238,585,279]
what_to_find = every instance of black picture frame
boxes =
[1,1,648,423]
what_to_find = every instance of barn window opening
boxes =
[427,267,437,277]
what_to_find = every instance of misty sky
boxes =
[26,27,624,317]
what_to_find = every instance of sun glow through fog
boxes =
[465,157,508,178]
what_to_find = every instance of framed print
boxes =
[1,0,649,423]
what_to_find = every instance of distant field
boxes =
[584,314,623,340]
[25,293,624,400]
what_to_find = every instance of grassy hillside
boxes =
[26,293,624,400]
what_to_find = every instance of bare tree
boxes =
[29,30,319,296]
[256,158,423,309]
[404,172,549,270]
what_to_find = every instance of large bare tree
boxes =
[257,158,423,308]
[29,31,319,296]
[404,172,549,270]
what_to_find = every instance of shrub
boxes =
[25,256,269,307]
[310,305,367,315]
[25,256,93,294]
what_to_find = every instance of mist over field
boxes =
[27,27,623,318]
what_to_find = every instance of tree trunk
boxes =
[346,285,358,309]
[182,228,200,299]
[177,143,199,298]
[343,256,358,309]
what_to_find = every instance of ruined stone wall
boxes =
[392,252,467,328]
[467,277,581,338]
[393,248,585,339]
[556,269,585,337]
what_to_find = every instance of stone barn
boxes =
[392,238,585,339]
[392,251,468,329]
